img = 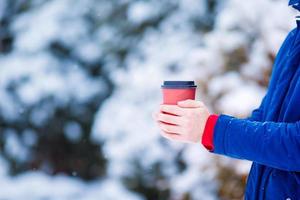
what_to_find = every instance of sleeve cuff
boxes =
[201,114,219,151]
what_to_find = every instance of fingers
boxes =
[160,131,183,141]
[153,109,186,142]
[177,100,204,108]
[160,105,184,116]
[155,112,183,125]
[157,121,182,134]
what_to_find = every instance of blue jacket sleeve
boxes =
[213,115,300,171]
[246,95,267,122]
[247,108,263,122]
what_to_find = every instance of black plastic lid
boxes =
[161,81,197,89]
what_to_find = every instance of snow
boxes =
[74,39,102,63]
[209,72,266,117]
[0,53,105,122]
[0,0,296,199]
[0,172,144,200]
[92,0,294,198]
[127,1,158,24]
[217,84,266,117]
[12,1,64,52]
[4,129,29,162]
[0,0,6,19]
[64,121,83,142]
[22,129,38,147]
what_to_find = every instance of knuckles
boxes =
[164,127,171,132]
[159,114,167,122]
[158,113,170,122]
[161,124,173,133]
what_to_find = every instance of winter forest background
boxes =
[0,0,296,199]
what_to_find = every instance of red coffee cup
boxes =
[161,81,197,105]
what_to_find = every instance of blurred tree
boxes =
[0,0,291,199]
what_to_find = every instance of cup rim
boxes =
[161,81,197,89]
[161,86,197,89]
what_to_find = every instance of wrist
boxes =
[201,114,219,151]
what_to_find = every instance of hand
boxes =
[153,100,210,143]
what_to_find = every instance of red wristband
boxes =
[201,114,219,151]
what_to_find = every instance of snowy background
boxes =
[0,0,296,199]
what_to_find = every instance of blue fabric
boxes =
[289,0,300,5]
[212,21,300,199]
[289,0,300,11]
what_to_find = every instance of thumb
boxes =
[177,100,204,108]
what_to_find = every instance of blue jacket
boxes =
[212,1,300,199]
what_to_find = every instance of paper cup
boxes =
[161,81,197,105]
